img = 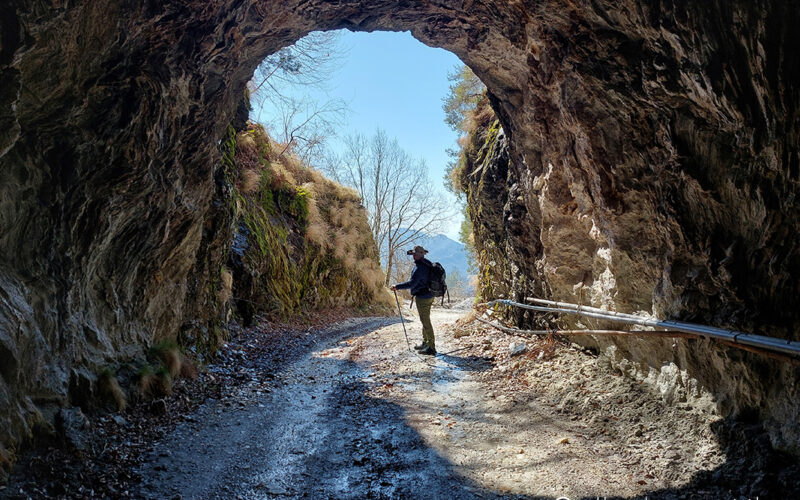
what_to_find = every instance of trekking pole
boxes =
[394,290,412,351]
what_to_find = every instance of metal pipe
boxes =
[474,317,694,338]
[482,298,800,358]
[474,317,799,364]
[522,296,800,351]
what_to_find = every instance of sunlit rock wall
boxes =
[1,0,798,468]
[463,0,800,452]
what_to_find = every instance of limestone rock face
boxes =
[1,0,798,462]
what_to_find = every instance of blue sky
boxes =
[251,30,465,240]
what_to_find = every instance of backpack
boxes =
[426,261,450,306]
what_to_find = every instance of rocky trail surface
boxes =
[5,305,798,499]
[136,305,799,499]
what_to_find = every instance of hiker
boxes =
[391,245,436,355]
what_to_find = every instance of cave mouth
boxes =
[3,0,800,466]
[224,1,527,166]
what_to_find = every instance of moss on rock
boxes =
[227,123,390,324]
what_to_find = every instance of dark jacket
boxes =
[395,258,434,299]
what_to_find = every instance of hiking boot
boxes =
[419,346,437,356]
[414,343,428,351]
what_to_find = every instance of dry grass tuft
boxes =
[334,228,364,257]
[163,349,182,379]
[461,309,479,323]
[136,365,156,400]
[180,356,198,380]
[240,169,261,194]
[154,367,173,396]
[357,259,385,289]
[98,370,127,411]
[150,340,183,378]
[307,168,325,185]
[305,192,322,222]
[467,96,496,132]
[237,133,257,152]
[333,184,360,201]
[305,222,328,248]
[268,162,296,190]
[0,443,13,468]
[280,156,327,187]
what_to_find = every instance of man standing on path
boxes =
[391,245,436,355]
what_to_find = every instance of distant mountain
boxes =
[413,233,471,279]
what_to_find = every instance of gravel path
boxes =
[133,305,800,499]
[11,305,795,499]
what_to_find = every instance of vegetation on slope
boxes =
[223,122,391,325]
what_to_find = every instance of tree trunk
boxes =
[384,251,393,287]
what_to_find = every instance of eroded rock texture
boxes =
[0,0,798,466]
[460,1,800,454]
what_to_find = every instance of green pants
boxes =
[416,297,435,350]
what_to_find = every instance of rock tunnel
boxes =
[1,0,799,463]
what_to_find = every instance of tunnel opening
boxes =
[242,28,488,295]
[1,0,799,490]
[204,0,800,460]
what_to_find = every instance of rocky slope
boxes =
[1,0,798,474]
[225,123,389,326]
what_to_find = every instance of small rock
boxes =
[112,415,128,427]
[150,399,168,416]
[56,407,90,451]
[509,342,528,357]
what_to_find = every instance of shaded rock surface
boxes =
[54,408,90,452]
[0,0,798,472]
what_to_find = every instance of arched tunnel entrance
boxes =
[1,0,799,491]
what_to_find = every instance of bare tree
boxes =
[251,31,345,101]
[390,251,416,298]
[249,31,349,167]
[331,129,455,285]
[272,95,347,165]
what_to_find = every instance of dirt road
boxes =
[134,306,795,499]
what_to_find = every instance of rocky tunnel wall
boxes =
[0,0,798,461]
[459,0,800,453]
